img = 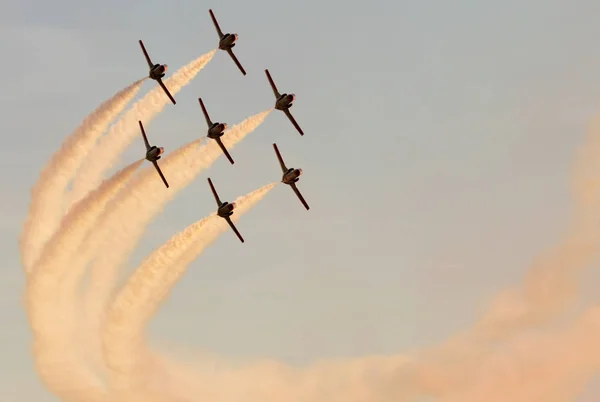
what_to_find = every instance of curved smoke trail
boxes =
[20,79,145,274]
[25,160,143,402]
[102,183,277,401]
[18,40,600,402]
[69,50,216,207]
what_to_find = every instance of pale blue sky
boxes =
[3,0,600,400]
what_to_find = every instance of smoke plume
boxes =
[20,79,145,273]
[25,160,143,402]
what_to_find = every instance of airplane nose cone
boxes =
[163,64,168,71]
[223,123,228,130]
[291,94,296,101]
[159,147,164,154]
[234,34,239,40]
[231,202,237,209]
[298,168,303,175]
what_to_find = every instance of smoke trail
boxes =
[101,183,277,400]
[24,160,142,402]
[81,110,271,340]
[154,184,277,308]
[20,79,145,274]
[69,50,217,207]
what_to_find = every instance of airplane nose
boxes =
[159,147,164,154]
[223,123,228,130]
[298,168,303,175]
[163,64,168,71]
[231,202,237,209]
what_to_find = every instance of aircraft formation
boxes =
[138,9,309,243]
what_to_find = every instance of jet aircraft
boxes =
[264,69,303,135]
[209,9,247,76]
[138,120,169,188]
[207,178,244,243]
[138,39,177,105]
[198,97,235,165]
[273,143,309,210]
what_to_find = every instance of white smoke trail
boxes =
[81,110,271,342]
[102,183,277,401]
[20,79,145,274]
[153,183,278,309]
[69,50,217,207]
[24,160,143,402]
[74,139,205,366]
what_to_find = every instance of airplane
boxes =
[138,120,169,188]
[273,143,309,210]
[198,97,235,165]
[207,178,244,243]
[265,69,304,135]
[209,9,247,76]
[138,39,177,105]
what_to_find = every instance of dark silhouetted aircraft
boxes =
[138,120,169,188]
[198,97,234,164]
[207,178,244,243]
[138,39,176,105]
[273,143,309,210]
[265,69,303,135]
[209,9,247,76]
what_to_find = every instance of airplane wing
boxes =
[284,109,304,136]
[272,143,287,173]
[225,216,245,243]
[264,69,281,98]
[226,49,247,76]
[138,121,151,151]
[207,178,222,206]
[208,9,224,38]
[215,137,234,165]
[157,78,176,105]
[152,161,169,188]
[290,183,310,210]
[138,40,154,69]
[198,98,212,126]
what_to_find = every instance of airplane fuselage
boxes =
[146,146,164,162]
[208,122,228,139]
[275,94,296,111]
[217,201,236,218]
[219,33,238,50]
[282,167,302,184]
[149,64,168,80]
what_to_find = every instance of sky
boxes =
[2,0,600,400]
